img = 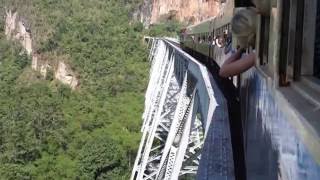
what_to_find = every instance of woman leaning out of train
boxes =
[219,0,270,78]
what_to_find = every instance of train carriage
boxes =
[180,0,320,179]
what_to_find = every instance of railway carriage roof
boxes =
[186,17,215,34]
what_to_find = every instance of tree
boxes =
[78,135,127,180]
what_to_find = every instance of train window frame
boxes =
[278,0,291,86]
[258,16,270,67]
[278,0,320,86]
[293,0,305,80]
[254,7,274,78]
[313,0,320,79]
[285,0,303,82]
[278,0,320,94]
[278,0,306,85]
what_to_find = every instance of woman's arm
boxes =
[219,52,256,78]
[222,48,244,65]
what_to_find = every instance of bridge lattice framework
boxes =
[131,38,234,180]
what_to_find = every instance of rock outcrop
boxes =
[135,0,222,27]
[5,10,79,90]
[55,61,79,89]
[5,10,32,55]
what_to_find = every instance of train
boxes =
[179,0,320,180]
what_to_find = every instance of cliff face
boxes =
[5,10,32,54]
[151,0,220,25]
[132,0,154,27]
[136,0,221,26]
[5,10,79,90]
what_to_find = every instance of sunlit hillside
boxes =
[0,0,150,179]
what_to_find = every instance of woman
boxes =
[219,8,258,78]
[219,0,271,78]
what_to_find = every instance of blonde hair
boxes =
[231,8,257,48]
[251,0,271,15]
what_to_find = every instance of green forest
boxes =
[0,0,182,179]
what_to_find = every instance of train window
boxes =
[279,0,291,86]
[286,0,304,81]
[258,16,270,66]
[314,0,320,79]
[293,0,304,80]
[279,0,305,85]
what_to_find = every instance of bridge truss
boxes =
[131,38,235,180]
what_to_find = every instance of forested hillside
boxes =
[0,0,149,179]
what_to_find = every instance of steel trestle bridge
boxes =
[131,38,235,180]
